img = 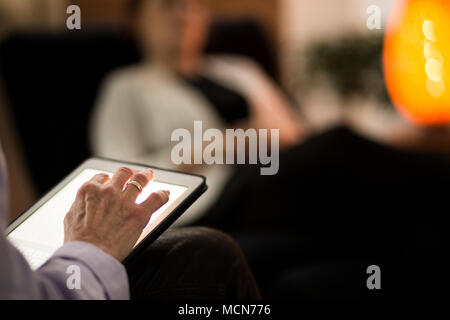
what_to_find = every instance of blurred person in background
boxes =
[91,0,305,226]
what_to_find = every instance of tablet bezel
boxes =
[7,157,207,266]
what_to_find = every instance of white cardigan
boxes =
[91,56,266,226]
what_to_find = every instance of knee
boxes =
[151,227,260,299]
[167,227,245,265]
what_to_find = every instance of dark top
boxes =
[182,75,250,124]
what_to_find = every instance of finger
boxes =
[123,169,154,201]
[89,173,110,185]
[140,190,170,215]
[76,174,108,199]
[110,167,135,189]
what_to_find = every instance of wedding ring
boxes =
[126,180,143,193]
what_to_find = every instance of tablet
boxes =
[6,158,207,269]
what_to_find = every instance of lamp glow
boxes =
[384,0,450,125]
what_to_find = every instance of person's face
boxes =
[137,0,210,61]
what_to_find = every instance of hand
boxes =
[64,167,170,261]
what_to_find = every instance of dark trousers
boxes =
[125,227,261,300]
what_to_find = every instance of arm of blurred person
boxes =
[92,74,168,165]
[0,146,168,299]
[204,56,306,149]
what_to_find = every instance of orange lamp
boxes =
[384,0,450,125]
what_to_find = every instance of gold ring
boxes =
[127,180,143,193]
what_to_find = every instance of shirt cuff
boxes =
[50,241,130,300]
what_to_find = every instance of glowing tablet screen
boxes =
[8,168,187,269]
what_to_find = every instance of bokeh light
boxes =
[384,0,450,125]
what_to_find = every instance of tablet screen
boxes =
[8,168,188,269]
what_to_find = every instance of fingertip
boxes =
[140,189,170,213]
[145,168,154,178]
[162,189,170,196]
[158,190,170,203]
